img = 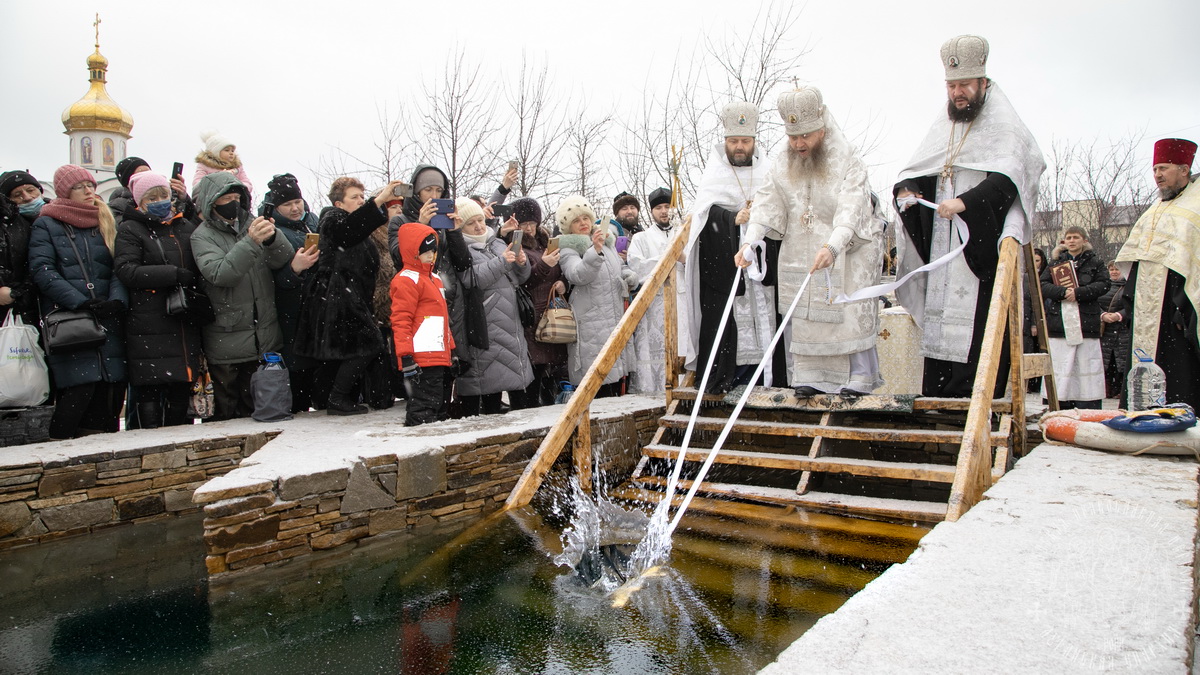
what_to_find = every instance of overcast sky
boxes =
[3,0,1197,208]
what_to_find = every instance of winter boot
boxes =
[327,390,367,416]
[137,401,163,429]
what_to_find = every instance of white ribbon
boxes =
[744,240,768,282]
[834,198,970,304]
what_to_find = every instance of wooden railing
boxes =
[945,237,1055,520]
[505,217,691,508]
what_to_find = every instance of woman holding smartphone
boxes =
[455,198,533,415]
[555,196,638,398]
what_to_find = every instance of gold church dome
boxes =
[62,43,133,137]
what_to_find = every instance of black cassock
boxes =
[894,172,1018,398]
[1120,264,1200,410]
[695,204,786,393]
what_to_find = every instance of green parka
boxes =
[190,172,294,364]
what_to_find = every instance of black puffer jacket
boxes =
[1040,245,1110,339]
[0,196,36,324]
[293,201,387,361]
[113,209,205,385]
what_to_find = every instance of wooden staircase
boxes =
[619,386,1022,524]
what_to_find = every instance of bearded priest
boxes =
[735,86,884,398]
[893,35,1045,398]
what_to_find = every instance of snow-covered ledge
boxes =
[760,443,1200,674]
[193,396,663,578]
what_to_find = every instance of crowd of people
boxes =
[1,33,1197,441]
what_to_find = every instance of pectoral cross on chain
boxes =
[803,205,816,228]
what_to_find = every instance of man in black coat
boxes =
[0,170,42,324]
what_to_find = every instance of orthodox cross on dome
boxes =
[93,13,101,49]
[791,76,799,90]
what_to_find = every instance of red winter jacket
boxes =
[390,223,454,368]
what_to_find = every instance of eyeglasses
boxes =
[70,182,96,193]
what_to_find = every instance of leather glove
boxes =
[90,299,126,319]
[176,268,196,286]
[452,357,470,378]
[401,355,422,381]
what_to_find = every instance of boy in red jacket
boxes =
[391,224,455,426]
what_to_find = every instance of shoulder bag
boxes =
[42,224,106,353]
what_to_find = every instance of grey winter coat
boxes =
[558,233,637,386]
[455,233,533,396]
[190,172,294,364]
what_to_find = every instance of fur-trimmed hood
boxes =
[194,150,242,171]
[557,232,614,255]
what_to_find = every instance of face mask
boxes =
[213,201,240,220]
[18,200,43,217]
[146,200,173,220]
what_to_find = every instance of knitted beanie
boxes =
[129,172,170,206]
[556,196,596,232]
[267,173,304,205]
[201,130,236,156]
[454,197,484,224]
[0,170,41,199]
[115,156,150,188]
[414,168,446,195]
[512,197,543,224]
[53,165,96,197]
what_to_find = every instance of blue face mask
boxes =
[145,200,173,221]
[18,200,43,217]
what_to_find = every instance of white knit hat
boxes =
[941,35,989,80]
[778,86,825,136]
[556,196,596,232]
[200,130,236,157]
[720,101,759,138]
[454,198,484,224]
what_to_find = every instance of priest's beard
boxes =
[726,149,753,167]
[1160,183,1188,201]
[787,142,828,184]
[947,89,987,123]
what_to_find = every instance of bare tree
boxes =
[421,49,502,199]
[504,54,571,202]
[563,109,614,212]
[1032,132,1155,262]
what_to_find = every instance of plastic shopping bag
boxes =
[0,310,50,407]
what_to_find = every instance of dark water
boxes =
[0,503,925,674]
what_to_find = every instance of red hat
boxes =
[1153,138,1197,167]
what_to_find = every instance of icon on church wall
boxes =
[81,137,93,165]
[103,139,115,166]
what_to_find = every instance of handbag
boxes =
[189,363,215,420]
[515,285,536,328]
[153,232,215,324]
[43,224,107,354]
[0,310,50,407]
[535,286,577,344]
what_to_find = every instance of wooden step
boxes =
[724,386,916,413]
[668,386,728,403]
[632,475,947,523]
[658,414,1008,446]
[606,487,928,543]
[912,397,1012,413]
[640,444,957,483]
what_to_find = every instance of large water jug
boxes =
[1127,348,1167,410]
[555,382,574,405]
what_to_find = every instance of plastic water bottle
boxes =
[1127,348,1167,410]
[263,352,285,369]
[555,382,574,405]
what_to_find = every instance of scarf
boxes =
[39,198,100,228]
[463,230,492,246]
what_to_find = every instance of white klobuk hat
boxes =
[941,34,989,80]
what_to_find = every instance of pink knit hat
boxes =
[53,165,96,197]
[129,172,171,206]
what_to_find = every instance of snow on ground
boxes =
[760,443,1200,675]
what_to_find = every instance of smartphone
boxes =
[392,183,413,198]
[507,160,519,172]
[262,202,275,220]
[510,230,523,251]
[171,162,184,181]
[616,236,629,255]
[547,236,559,253]
[492,204,514,221]
[304,232,320,251]
[430,198,456,229]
